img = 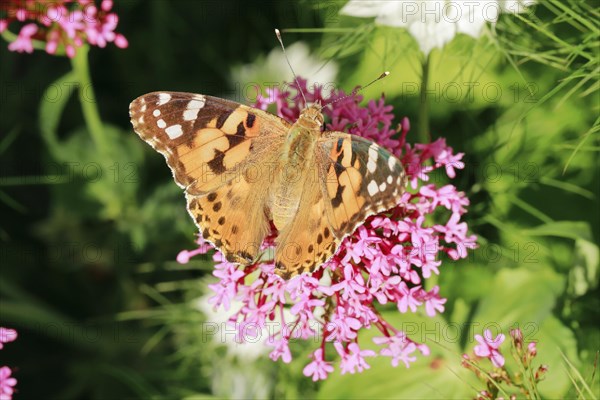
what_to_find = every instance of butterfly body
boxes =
[130,92,406,279]
[272,104,323,229]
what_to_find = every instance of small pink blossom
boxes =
[335,342,376,374]
[303,348,334,381]
[0,328,17,350]
[527,341,537,357]
[423,285,447,317]
[474,329,505,367]
[7,23,37,53]
[373,332,425,368]
[0,367,17,398]
[268,338,292,363]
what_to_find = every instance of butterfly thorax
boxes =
[271,105,324,230]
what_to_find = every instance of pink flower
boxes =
[0,367,17,398]
[1,0,128,57]
[527,342,537,357]
[373,332,426,368]
[268,338,292,363]
[182,77,476,378]
[303,348,334,381]
[474,329,506,367]
[423,286,447,317]
[7,23,37,53]
[335,342,376,374]
[0,328,17,350]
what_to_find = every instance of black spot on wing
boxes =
[207,149,226,174]
[216,110,232,129]
[334,162,345,177]
[246,113,256,128]
[225,122,246,148]
[331,184,345,208]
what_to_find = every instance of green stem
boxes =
[70,45,108,155]
[418,54,431,144]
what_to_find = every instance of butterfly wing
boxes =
[129,92,288,263]
[319,132,406,239]
[273,132,406,279]
[129,92,289,194]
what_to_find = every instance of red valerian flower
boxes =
[1,0,127,57]
[0,327,17,400]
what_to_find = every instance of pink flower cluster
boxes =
[0,0,127,57]
[178,79,477,380]
[0,327,17,400]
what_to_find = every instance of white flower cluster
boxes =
[341,0,537,55]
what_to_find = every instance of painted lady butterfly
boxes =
[129,90,406,279]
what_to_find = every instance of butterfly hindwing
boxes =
[273,165,340,279]
[186,163,276,265]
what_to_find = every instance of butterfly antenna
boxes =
[275,28,308,106]
[324,71,390,107]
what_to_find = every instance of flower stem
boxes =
[418,54,431,144]
[70,45,108,155]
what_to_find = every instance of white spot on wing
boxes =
[367,143,379,173]
[157,119,166,129]
[165,124,183,139]
[153,109,161,117]
[387,175,393,184]
[157,93,171,105]
[388,156,397,170]
[379,182,387,191]
[367,180,378,196]
[183,98,206,121]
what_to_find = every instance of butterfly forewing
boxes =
[129,92,288,194]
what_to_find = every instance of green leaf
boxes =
[472,267,564,331]
[567,238,600,296]
[523,221,594,242]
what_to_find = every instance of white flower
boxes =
[232,41,338,96]
[340,0,537,55]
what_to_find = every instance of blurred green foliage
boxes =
[0,0,598,399]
